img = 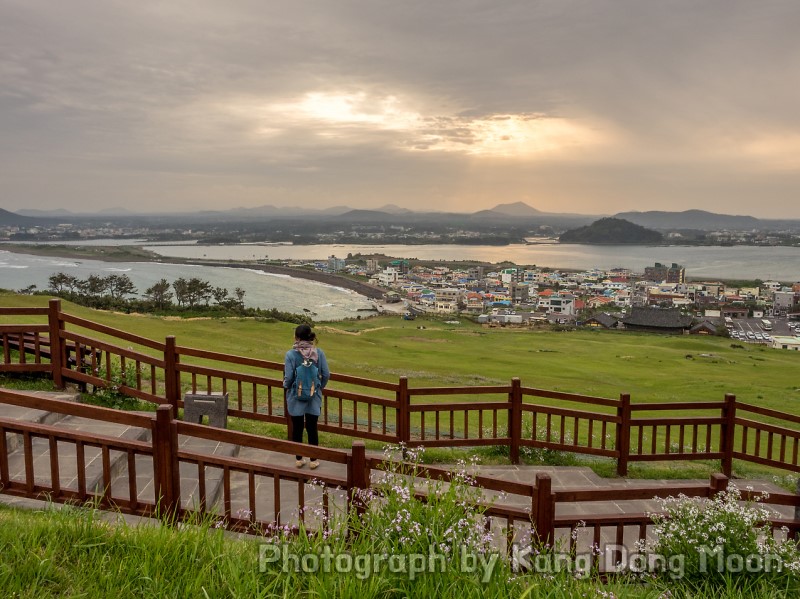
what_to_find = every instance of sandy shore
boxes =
[182,260,388,300]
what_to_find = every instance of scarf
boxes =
[293,340,318,362]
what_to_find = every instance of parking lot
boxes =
[728,316,799,345]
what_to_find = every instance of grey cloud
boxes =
[1,0,799,216]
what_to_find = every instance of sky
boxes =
[1,1,799,218]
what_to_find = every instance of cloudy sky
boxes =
[1,0,799,217]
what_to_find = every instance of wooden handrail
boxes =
[737,403,800,426]
[408,385,513,396]
[630,416,725,426]
[175,345,283,369]
[554,484,710,502]
[175,420,350,464]
[0,324,50,333]
[521,403,622,423]
[63,331,166,366]
[629,401,726,411]
[521,386,621,408]
[0,307,50,316]
[60,312,166,351]
[409,401,509,412]
[0,388,154,428]
[735,417,800,438]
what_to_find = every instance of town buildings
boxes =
[358,261,800,340]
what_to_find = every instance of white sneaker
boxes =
[295,458,307,468]
[309,460,320,470]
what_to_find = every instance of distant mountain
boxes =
[317,205,352,215]
[16,208,75,218]
[376,204,414,215]
[13,203,795,235]
[185,204,355,222]
[0,208,40,226]
[332,209,393,222]
[97,207,135,215]
[559,217,663,244]
[489,201,543,217]
[229,204,280,216]
[614,209,761,231]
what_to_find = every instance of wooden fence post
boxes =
[534,473,554,546]
[397,376,409,446]
[509,378,522,465]
[164,336,180,416]
[794,478,800,527]
[285,388,293,441]
[616,393,631,477]
[709,473,729,497]
[348,441,368,517]
[721,394,736,477]
[48,299,65,389]
[152,405,180,520]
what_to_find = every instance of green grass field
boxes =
[3,291,798,409]
[3,291,800,481]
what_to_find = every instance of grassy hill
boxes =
[559,217,664,244]
[2,291,799,412]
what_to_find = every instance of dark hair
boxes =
[294,324,316,343]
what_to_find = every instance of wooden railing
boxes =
[3,300,800,478]
[2,387,799,574]
[0,387,157,513]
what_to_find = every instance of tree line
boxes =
[36,272,311,325]
[46,272,246,310]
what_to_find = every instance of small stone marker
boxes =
[183,393,229,428]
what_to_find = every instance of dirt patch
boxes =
[161,316,213,321]
[405,336,449,343]
[316,326,392,336]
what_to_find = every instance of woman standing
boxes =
[284,324,330,468]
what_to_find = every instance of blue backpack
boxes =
[293,356,319,401]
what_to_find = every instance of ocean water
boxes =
[3,241,799,322]
[142,242,800,282]
[0,251,377,321]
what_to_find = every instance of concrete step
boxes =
[1,390,80,453]
[3,414,150,495]
[110,433,240,512]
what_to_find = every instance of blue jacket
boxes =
[283,347,329,417]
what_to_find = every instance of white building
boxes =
[538,292,576,315]
[772,336,800,351]
[377,267,400,287]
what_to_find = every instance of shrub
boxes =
[355,447,494,556]
[642,485,800,593]
[88,362,143,410]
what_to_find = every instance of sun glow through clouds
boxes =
[262,91,605,159]
[295,92,419,130]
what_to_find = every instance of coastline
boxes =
[0,243,389,302]
[0,243,161,263]
[183,260,387,300]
